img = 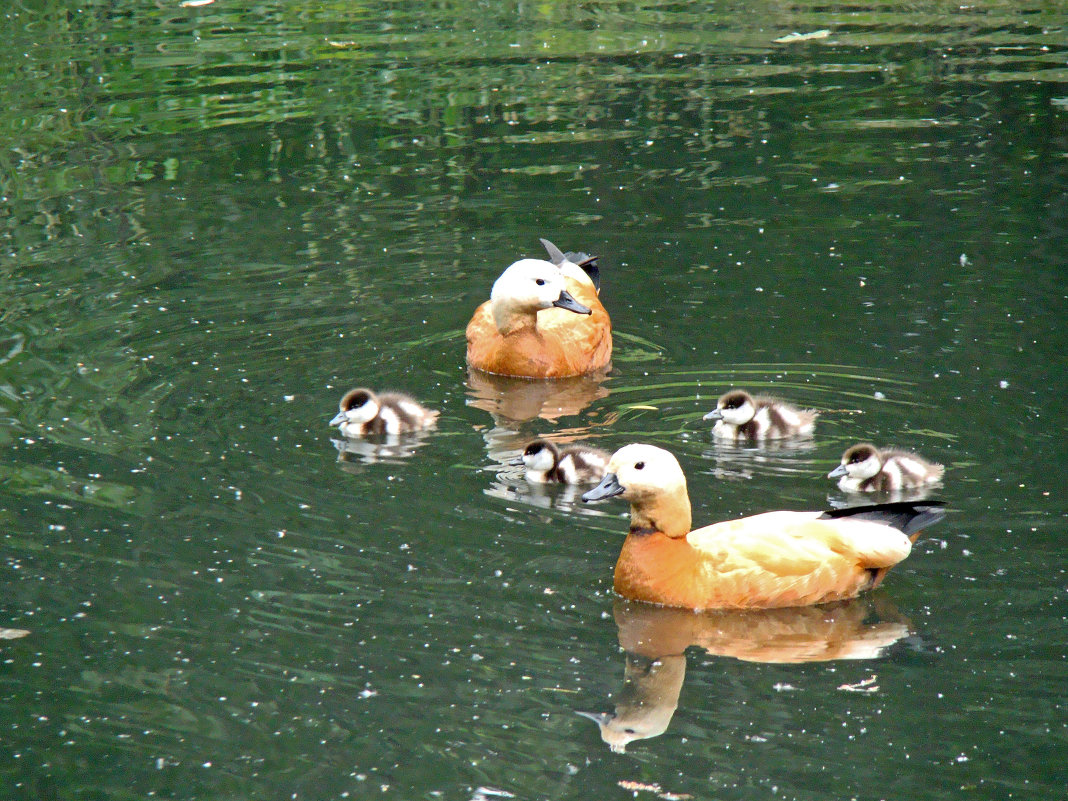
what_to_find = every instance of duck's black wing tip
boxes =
[819,500,947,536]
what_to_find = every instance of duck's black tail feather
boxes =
[540,237,601,291]
[818,500,946,536]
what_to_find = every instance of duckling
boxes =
[519,439,610,485]
[829,443,944,493]
[466,256,612,378]
[329,388,439,437]
[703,389,818,441]
[582,443,945,610]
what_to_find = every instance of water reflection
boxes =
[825,484,944,508]
[581,598,912,753]
[699,435,821,482]
[331,430,436,470]
[465,369,610,426]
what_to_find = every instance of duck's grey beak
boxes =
[827,464,847,479]
[509,455,526,467]
[575,710,614,726]
[582,472,625,502]
[329,411,347,427]
[702,408,723,421]
[552,289,592,315]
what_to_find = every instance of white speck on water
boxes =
[999,380,1009,389]
[874,391,886,400]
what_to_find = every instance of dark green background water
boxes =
[2,1,1065,799]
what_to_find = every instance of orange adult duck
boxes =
[582,444,945,610]
[466,243,612,379]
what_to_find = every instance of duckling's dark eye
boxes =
[634,461,645,470]
[535,278,546,286]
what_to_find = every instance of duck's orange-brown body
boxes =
[466,274,612,378]
[582,444,941,612]
[614,515,894,610]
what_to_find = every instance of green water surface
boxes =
[1,1,1066,799]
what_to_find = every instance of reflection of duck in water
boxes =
[829,443,944,494]
[332,427,436,469]
[579,599,912,753]
[703,389,818,442]
[465,247,612,378]
[583,444,945,609]
[465,369,610,425]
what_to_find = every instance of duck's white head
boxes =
[828,443,883,480]
[521,439,560,474]
[583,444,685,502]
[330,388,380,428]
[583,444,691,537]
[489,259,591,323]
[703,389,757,425]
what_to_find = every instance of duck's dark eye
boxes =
[535,278,546,286]
[634,462,645,470]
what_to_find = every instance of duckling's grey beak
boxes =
[329,411,347,427]
[827,464,848,479]
[508,455,526,467]
[552,289,592,315]
[582,472,625,502]
[703,408,723,421]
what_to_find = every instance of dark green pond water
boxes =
[2,1,1066,799]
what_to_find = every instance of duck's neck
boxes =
[491,299,540,336]
[629,485,691,539]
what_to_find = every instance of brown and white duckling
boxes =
[520,439,610,485]
[829,443,944,493]
[329,388,439,437]
[703,389,818,441]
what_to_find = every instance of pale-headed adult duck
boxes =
[583,444,944,610]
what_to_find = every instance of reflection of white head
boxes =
[576,653,686,754]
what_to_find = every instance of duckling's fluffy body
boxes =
[466,256,612,378]
[583,444,944,610]
[330,388,439,437]
[703,390,817,441]
[829,444,944,492]
[521,439,610,485]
